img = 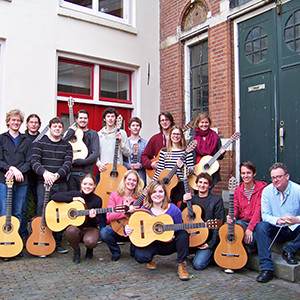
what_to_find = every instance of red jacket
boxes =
[234,180,267,231]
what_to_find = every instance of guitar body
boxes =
[110,217,129,237]
[214,224,248,270]
[45,200,87,232]
[181,204,209,247]
[69,128,89,161]
[26,216,56,256]
[0,216,23,258]
[94,163,128,208]
[128,211,174,247]
[146,150,161,180]
[157,169,179,198]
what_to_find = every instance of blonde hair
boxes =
[194,112,212,129]
[6,109,24,127]
[143,180,170,210]
[117,170,143,198]
[167,125,186,151]
[80,173,96,193]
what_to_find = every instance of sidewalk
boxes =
[1,242,299,300]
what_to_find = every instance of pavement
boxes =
[1,241,299,300]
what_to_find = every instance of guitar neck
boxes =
[165,150,189,181]
[41,189,51,227]
[183,177,194,219]
[228,191,235,236]
[33,125,49,143]
[69,104,75,125]
[5,186,13,226]
[112,129,120,172]
[75,207,115,217]
[134,192,147,208]
[163,221,209,231]
[206,139,231,167]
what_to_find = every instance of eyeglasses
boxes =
[271,174,286,181]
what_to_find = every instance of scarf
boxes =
[194,128,218,157]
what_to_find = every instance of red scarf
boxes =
[194,128,218,157]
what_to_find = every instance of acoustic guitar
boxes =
[26,183,56,257]
[45,200,128,232]
[156,139,197,198]
[189,132,241,190]
[0,179,23,258]
[181,167,208,247]
[67,97,89,161]
[128,210,222,247]
[146,121,194,179]
[94,115,128,208]
[214,177,248,270]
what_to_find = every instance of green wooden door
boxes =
[239,1,300,183]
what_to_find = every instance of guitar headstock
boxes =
[182,121,194,132]
[116,115,123,130]
[68,97,74,108]
[5,178,14,188]
[228,176,237,194]
[230,132,241,142]
[132,143,139,156]
[44,183,53,192]
[186,140,197,153]
[206,219,223,229]
[114,204,129,213]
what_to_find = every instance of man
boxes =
[0,109,31,239]
[123,117,148,184]
[141,111,174,176]
[180,172,225,270]
[64,109,99,191]
[31,117,73,254]
[256,163,300,283]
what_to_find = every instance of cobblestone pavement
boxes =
[1,241,299,300]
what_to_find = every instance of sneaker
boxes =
[178,261,189,281]
[38,255,46,258]
[56,245,68,254]
[146,257,156,270]
[97,239,103,245]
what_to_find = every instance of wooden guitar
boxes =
[110,185,149,237]
[214,177,248,270]
[128,210,222,247]
[156,139,197,198]
[26,183,56,257]
[94,115,128,208]
[0,179,23,258]
[181,167,208,247]
[146,121,194,179]
[67,97,89,161]
[189,132,241,190]
[45,200,129,232]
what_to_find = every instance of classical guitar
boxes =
[26,183,56,257]
[94,115,128,208]
[189,132,241,190]
[146,121,194,179]
[110,185,149,237]
[67,97,89,161]
[45,200,129,232]
[181,167,208,247]
[128,210,222,247]
[0,179,23,258]
[156,139,197,198]
[214,177,248,270]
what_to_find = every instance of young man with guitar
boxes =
[181,172,225,270]
[64,109,100,191]
[0,109,32,252]
[255,163,300,283]
[123,117,148,184]
[31,117,73,254]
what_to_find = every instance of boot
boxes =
[85,248,93,260]
[178,261,189,281]
[73,249,81,264]
[146,257,156,270]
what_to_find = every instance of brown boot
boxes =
[178,261,189,281]
[146,257,156,270]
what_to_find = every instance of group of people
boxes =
[0,107,299,283]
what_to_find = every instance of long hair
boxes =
[143,180,170,210]
[167,125,186,151]
[117,170,144,198]
[80,173,97,193]
[194,112,212,129]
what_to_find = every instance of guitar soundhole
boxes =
[110,171,119,179]
[203,163,210,170]
[163,178,170,185]
[153,222,164,234]
[68,209,77,219]
[226,234,236,243]
[70,136,77,143]
[3,224,12,233]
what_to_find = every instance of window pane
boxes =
[99,0,123,18]
[65,0,92,8]
[58,61,92,96]
[100,69,130,101]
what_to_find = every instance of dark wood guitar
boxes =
[128,210,222,247]
[67,97,88,161]
[0,179,23,258]
[26,184,56,257]
[214,177,248,270]
[181,167,208,247]
[146,121,194,179]
[94,115,128,208]
[156,140,197,198]
[45,200,129,232]
[189,132,241,190]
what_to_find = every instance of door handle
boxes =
[279,127,284,147]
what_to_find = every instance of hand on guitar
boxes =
[226,215,234,224]
[43,171,58,185]
[182,192,192,203]
[73,196,86,204]
[128,205,137,214]
[7,166,24,182]
[198,243,210,250]
[98,162,108,172]
[124,224,134,236]
[130,162,141,170]
[176,159,184,169]
[89,208,96,218]
[151,160,159,170]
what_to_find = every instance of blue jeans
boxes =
[235,219,257,246]
[256,221,300,271]
[0,183,27,230]
[192,248,213,270]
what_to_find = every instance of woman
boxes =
[51,173,102,264]
[100,170,144,261]
[125,180,190,280]
[153,125,194,204]
[192,112,224,189]
[227,161,267,251]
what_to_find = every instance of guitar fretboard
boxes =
[75,207,116,217]
[163,222,211,231]
[5,186,13,227]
